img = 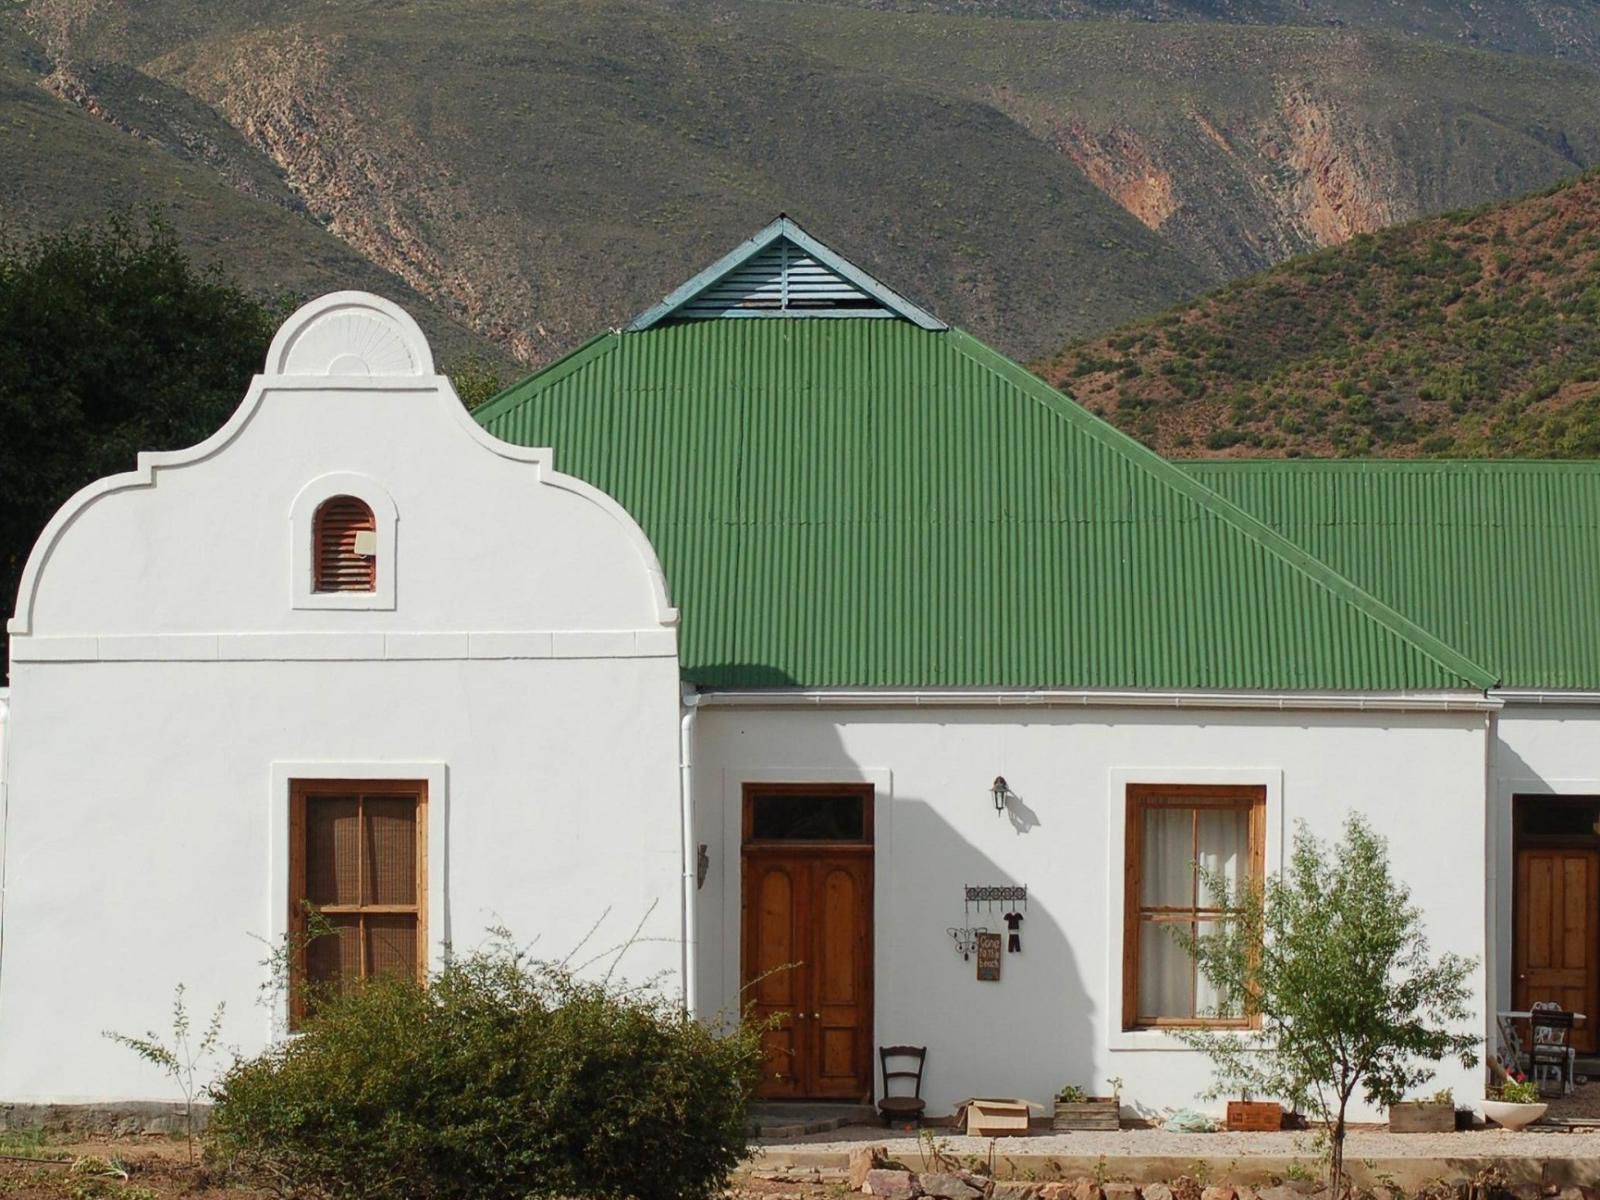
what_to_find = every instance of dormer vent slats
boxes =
[676,240,891,320]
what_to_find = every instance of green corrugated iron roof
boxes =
[1179,459,1600,690]
[476,318,1495,692]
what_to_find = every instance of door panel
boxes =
[743,860,806,1097]
[1515,848,1599,1053]
[810,860,872,1099]
[741,849,873,1099]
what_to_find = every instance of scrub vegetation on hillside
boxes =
[1038,169,1600,457]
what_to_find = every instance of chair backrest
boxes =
[880,1045,926,1098]
[1532,1002,1577,1046]
[1491,1017,1516,1062]
[1497,1014,1526,1065]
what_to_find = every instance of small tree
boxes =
[1178,813,1479,1196]
[104,983,226,1163]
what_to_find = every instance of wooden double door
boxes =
[741,784,874,1100]
[1515,846,1600,1052]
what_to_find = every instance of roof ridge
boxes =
[471,331,620,423]
[946,330,1500,692]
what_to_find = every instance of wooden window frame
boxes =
[287,779,428,1027]
[1122,783,1265,1031]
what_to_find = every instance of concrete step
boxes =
[749,1103,877,1139]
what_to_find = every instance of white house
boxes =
[2,221,1595,1122]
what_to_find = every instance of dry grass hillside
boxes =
[1037,170,1600,458]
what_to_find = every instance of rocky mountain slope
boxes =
[826,1,1600,68]
[7,0,1600,368]
[0,18,512,372]
[1037,169,1600,458]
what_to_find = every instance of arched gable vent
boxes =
[677,238,887,319]
[314,496,377,593]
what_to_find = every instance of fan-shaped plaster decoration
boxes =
[265,292,436,377]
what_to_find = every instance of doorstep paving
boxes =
[745,1124,1600,1188]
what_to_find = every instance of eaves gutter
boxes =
[1494,690,1600,707]
[691,688,1502,714]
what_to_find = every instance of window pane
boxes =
[306,797,360,905]
[1141,807,1193,907]
[751,793,865,840]
[1522,800,1600,837]
[1138,918,1193,1019]
[1193,919,1243,1019]
[1196,808,1249,897]
[366,915,418,980]
[306,916,361,992]
[364,797,417,905]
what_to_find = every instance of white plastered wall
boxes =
[1487,704,1600,1024]
[0,294,684,1102]
[694,703,1491,1120]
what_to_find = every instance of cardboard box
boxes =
[963,1097,1032,1136]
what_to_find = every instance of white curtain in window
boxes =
[1142,807,1192,906]
[1140,808,1191,1017]
[1138,805,1250,1019]
[1196,809,1248,897]
[1194,810,1247,1018]
[1139,918,1192,1018]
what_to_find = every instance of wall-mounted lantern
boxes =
[991,776,1010,815]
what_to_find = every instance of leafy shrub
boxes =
[207,939,763,1200]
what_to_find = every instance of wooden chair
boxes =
[877,1045,927,1127]
[1496,1014,1528,1077]
[1531,1002,1578,1096]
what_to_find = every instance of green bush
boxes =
[207,939,763,1200]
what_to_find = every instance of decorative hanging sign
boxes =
[964,884,1028,910]
[1003,910,1024,953]
[947,926,985,961]
[975,931,1002,981]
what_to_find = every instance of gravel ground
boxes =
[752,1123,1600,1159]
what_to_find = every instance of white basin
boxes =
[1481,1099,1548,1130]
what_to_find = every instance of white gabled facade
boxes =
[0,294,684,1102]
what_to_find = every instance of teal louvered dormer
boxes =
[628,216,947,330]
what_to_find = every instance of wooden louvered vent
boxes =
[678,237,889,319]
[313,496,377,592]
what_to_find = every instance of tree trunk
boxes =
[1329,1106,1348,1199]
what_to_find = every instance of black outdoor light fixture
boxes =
[991,775,1009,815]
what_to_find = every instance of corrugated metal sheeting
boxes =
[1181,460,1600,689]
[477,319,1495,692]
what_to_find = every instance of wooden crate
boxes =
[1053,1099,1120,1131]
[1225,1101,1283,1132]
[1388,1102,1455,1133]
